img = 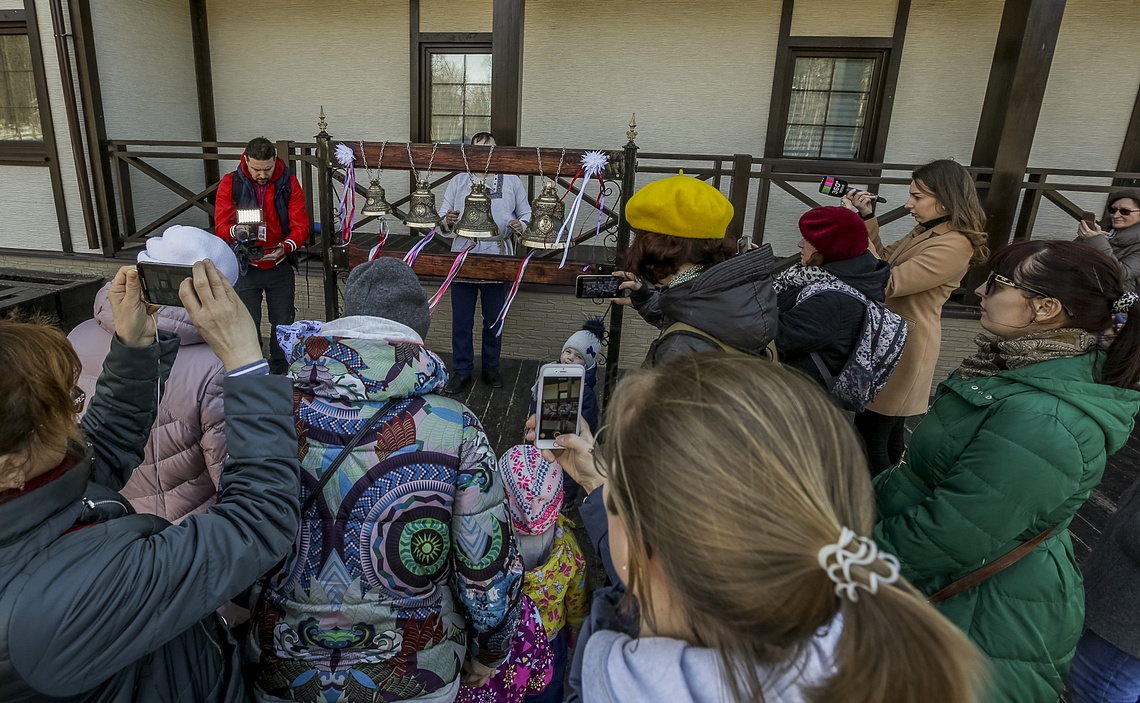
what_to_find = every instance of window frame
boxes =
[417,39,493,144]
[0,9,50,164]
[777,45,890,164]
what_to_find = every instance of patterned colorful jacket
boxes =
[249,317,524,703]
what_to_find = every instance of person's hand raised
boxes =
[179,260,265,371]
[842,190,876,218]
[1077,220,1106,239]
[108,265,159,347]
[524,414,604,494]
[610,270,642,307]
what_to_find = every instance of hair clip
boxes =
[817,527,901,603]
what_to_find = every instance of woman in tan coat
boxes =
[846,160,988,474]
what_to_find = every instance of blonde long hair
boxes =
[601,355,985,703]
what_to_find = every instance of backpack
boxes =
[794,277,907,412]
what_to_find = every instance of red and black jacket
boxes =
[214,154,309,269]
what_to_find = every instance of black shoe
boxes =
[481,367,504,388]
[444,374,473,396]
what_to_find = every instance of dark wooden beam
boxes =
[409,0,421,141]
[352,143,595,178]
[1115,85,1140,188]
[350,246,606,285]
[188,0,219,192]
[763,0,795,161]
[490,0,524,145]
[20,1,71,253]
[970,0,1066,253]
[869,0,910,163]
[67,0,118,254]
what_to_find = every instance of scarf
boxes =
[773,263,834,294]
[958,328,1100,379]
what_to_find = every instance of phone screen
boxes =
[576,275,622,299]
[137,262,194,307]
[538,373,584,441]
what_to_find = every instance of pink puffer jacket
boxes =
[68,283,226,523]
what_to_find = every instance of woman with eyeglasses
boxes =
[845,159,990,475]
[872,240,1140,702]
[1076,188,1140,292]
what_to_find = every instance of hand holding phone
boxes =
[137,261,195,307]
[534,363,586,450]
[524,414,603,494]
[576,274,622,299]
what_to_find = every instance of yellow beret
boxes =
[626,171,734,240]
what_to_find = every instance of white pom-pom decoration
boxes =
[335,143,356,167]
[581,150,608,177]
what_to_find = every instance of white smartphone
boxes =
[534,363,586,450]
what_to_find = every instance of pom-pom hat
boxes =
[798,206,870,263]
[499,445,564,536]
[563,317,605,369]
[626,171,734,240]
[137,225,241,285]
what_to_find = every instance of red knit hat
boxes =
[798,207,870,263]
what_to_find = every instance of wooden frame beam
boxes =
[1115,85,1140,188]
[490,0,524,145]
[188,0,219,192]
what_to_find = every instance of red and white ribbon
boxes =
[552,151,608,268]
[403,227,437,267]
[492,249,536,336]
[367,219,391,261]
[428,242,477,313]
[334,144,357,246]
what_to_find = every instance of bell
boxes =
[454,180,499,239]
[360,179,391,217]
[520,180,566,249]
[403,179,440,230]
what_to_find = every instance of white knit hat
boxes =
[137,225,241,285]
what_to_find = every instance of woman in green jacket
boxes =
[873,240,1140,702]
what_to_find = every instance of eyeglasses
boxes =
[984,272,1073,315]
[71,386,86,414]
[1108,207,1138,216]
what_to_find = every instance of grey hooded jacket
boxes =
[629,244,778,366]
[0,333,300,702]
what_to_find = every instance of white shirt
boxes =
[438,173,532,256]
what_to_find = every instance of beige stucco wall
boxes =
[89,0,208,232]
[420,0,491,32]
[790,0,898,37]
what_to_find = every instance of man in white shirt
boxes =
[438,132,531,395]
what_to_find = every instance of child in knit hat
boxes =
[542,317,604,433]
[500,444,589,703]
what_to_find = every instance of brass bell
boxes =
[520,181,566,249]
[360,179,391,217]
[403,179,440,230]
[454,180,499,239]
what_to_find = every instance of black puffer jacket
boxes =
[776,251,890,388]
[630,244,778,366]
[0,333,300,702]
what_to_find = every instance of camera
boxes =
[231,209,265,265]
[819,176,886,203]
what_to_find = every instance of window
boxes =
[0,12,42,143]
[427,51,491,144]
[780,50,886,161]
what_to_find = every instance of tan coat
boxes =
[865,219,974,416]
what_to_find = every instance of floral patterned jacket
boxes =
[249,317,524,703]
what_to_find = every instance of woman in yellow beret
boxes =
[614,173,779,366]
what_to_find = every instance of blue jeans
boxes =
[1069,630,1140,703]
[450,281,509,376]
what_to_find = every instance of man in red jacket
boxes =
[215,136,309,373]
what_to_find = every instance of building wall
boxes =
[89,0,207,232]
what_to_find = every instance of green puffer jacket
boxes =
[873,351,1140,703]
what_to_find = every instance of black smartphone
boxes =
[1081,211,1098,228]
[136,261,194,307]
[575,274,621,299]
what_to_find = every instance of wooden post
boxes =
[603,116,639,403]
[490,0,524,145]
[727,153,751,243]
[1115,87,1140,189]
[189,0,219,192]
[316,112,338,320]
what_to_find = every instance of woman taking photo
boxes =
[536,355,984,703]
[846,159,989,473]
[873,240,1140,702]
[613,173,778,366]
[1075,188,1140,292]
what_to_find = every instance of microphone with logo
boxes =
[819,176,887,203]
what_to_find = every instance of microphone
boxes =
[819,176,887,203]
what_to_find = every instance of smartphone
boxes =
[534,363,586,450]
[575,274,622,299]
[136,261,194,307]
[1081,211,1098,228]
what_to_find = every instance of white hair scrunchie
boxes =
[1113,292,1138,314]
[817,527,901,603]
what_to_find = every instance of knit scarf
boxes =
[773,263,834,294]
[958,328,1100,379]
[666,264,706,289]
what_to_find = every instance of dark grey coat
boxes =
[0,333,300,702]
[1081,476,1140,658]
[630,244,778,366]
[1076,216,1140,293]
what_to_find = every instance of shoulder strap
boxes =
[662,321,733,353]
[809,352,837,392]
[300,396,401,514]
[928,526,1056,604]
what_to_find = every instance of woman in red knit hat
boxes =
[774,206,892,398]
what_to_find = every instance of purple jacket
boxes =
[68,283,226,522]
